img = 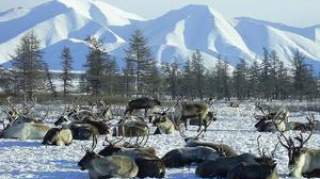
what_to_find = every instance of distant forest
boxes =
[0,30,318,101]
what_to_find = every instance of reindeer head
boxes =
[152,112,168,126]
[99,135,124,156]
[277,115,313,170]
[55,105,73,126]
[78,135,98,170]
[278,132,312,169]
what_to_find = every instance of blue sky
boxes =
[1,0,319,27]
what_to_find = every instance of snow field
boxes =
[0,102,319,178]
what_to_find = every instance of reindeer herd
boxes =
[1,97,320,178]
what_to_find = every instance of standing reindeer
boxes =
[176,102,215,132]
[78,135,139,179]
[277,116,320,178]
[124,97,161,117]
[113,117,149,137]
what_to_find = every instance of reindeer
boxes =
[226,136,279,179]
[54,106,96,126]
[277,117,320,178]
[161,130,222,168]
[94,99,113,121]
[254,102,276,121]
[113,117,149,137]
[98,136,166,178]
[161,146,221,168]
[287,115,315,132]
[184,138,238,157]
[42,125,73,146]
[255,107,289,132]
[176,101,216,132]
[124,97,161,117]
[78,135,139,179]
[230,101,240,108]
[70,123,99,140]
[152,112,176,135]
[55,107,111,140]
[1,98,50,140]
[226,161,278,179]
[196,136,279,178]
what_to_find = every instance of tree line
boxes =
[0,30,318,101]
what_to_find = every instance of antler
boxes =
[271,142,279,158]
[161,96,183,115]
[40,106,49,121]
[306,114,315,131]
[277,129,293,150]
[293,116,313,147]
[7,97,19,116]
[22,96,36,115]
[257,135,265,157]
[255,102,266,115]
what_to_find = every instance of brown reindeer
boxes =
[176,102,215,132]
[124,97,161,116]
[78,135,139,179]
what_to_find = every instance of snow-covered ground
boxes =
[0,101,319,179]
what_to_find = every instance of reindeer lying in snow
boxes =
[161,130,222,168]
[98,135,165,178]
[54,106,111,140]
[277,116,320,178]
[287,115,316,132]
[254,103,289,132]
[1,97,50,140]
[161,146,221,168]
[184,138,238,157]
[196,136,279,179]
[152,112,176,135]
[78,135,139,179]
[42,125,73,146]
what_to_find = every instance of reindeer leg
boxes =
[182,117,188,130]
[204,119,208,132]
[198,116,202,132]
[124,108,128,116]
[145,108,148,117]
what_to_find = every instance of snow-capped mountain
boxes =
[0,0,143,69]
[234,17,320,68]
[0,0,319,71]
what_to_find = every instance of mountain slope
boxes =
[110,5,256,67]
[235,17,320,68]
[0,0,142,65]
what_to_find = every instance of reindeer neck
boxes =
[291,152,307,177]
